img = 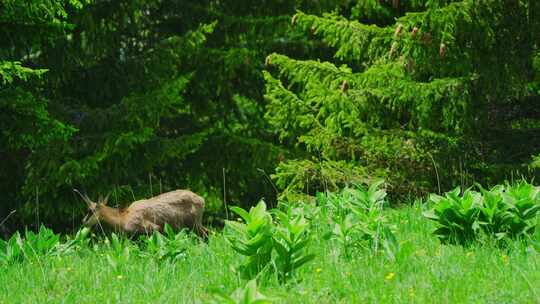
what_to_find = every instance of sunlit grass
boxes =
[1,205,539,303]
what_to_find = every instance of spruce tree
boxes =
[0,0,345,229]
[264,0,540,199]
[0,0,87,230]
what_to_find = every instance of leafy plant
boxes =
[330,212,358,258]
[321,182,398,258]
[530,216,540,253]
[211,279,275,304]
[104,233,132,272]
[273,209,315,283]
[0,225,81,264]
[225,201,275,280]
[0,232,24,265]
[57,227,91,254]
[424,181,540,245]
[20,225,61,259]
[141,224,190,261]
[423,187,482,245]
[225,201,316,282]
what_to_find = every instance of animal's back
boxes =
[126,190,205,230]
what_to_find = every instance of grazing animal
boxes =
[76,189,207,237]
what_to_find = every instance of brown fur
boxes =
[78,190,207,237]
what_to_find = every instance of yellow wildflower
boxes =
[385,272,395,281]
[117,275,124,280]
[315,268,322,274]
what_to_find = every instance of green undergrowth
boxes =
[1,188,540,303]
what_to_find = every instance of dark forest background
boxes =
[1,0,540,235]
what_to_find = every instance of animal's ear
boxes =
[98,194,110,206]
[74,189,97,209]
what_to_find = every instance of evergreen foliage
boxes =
[2,0,540,232]
[0,0,345,231]
[264,0,540,199]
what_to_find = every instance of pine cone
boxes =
[394,24,403,38]
[265,55,272,66]
[406,57,414,72]
[411,27,419,39]
[390,41,398,56]
[421,32,432,45]
[439,43,446,59]
[340,80,349,93]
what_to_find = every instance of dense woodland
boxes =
[1,0,540,234]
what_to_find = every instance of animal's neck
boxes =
[98,206,125,229]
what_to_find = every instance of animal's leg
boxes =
[195,224,209,240]
[123,222,140,234]
[141,221,162,234]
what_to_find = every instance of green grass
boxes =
[1,205,539,303]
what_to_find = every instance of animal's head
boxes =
[74,189,109,227]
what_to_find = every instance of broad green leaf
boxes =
[230,207,251,223]
[292,254,316,269]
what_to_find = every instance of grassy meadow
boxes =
[1,197,540,304]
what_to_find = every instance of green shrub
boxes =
[224,201,314,282]
[103,233,133,273]
[318,181,398,258]
[273,209,315,283]
[20,225,61,259]
[0,232,24,265]
[140,224,191,261]
[225,201,275,280]
[423,181,540,245]
[57,227,91,254]
[0,225,90,265]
